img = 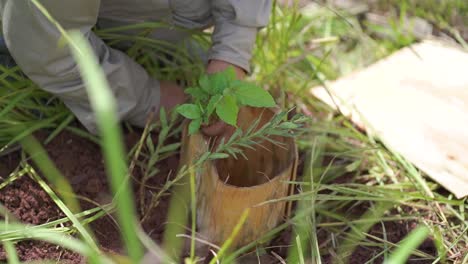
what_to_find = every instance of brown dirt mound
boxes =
[0,152,83,263]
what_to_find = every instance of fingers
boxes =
[159,81,187,111]
[201,120,226,137]
[201,121,237,144]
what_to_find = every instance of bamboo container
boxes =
[180,107,298,248]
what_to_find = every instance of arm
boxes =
[203,0,273,136]
[209,0,272,73]
[170,0,273,136]
[170,0,272,75]
[2,0,161,133]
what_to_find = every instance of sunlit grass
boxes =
[385,225,430,264]
[0,0,466,263]
[67,31,144,261]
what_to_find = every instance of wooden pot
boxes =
[180,107,298,249]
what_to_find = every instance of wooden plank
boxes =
[311,40,468,198]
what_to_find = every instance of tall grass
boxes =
[0,1,467,264]
[1,1,145,262]
[67,31,143,261]
[385,225,430,264]
[0,65,69,153]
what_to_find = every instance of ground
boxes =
[0,128,437,263]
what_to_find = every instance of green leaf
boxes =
[176,104,201,119]
[205,95,222,123]
[199,74,215,95]
[225,66,237,81]
[158,127,169,144]
[209,153,230,160]
[158,143,181,153]
[279,122,299,129]
[185,87,208,101]
[233,83,276,107]
[146,136,155,153]
[198,152,211,164]
[159,107,168,128]
[385,226,430,264]
[209,71,230,94]
[216,95,238,126]
[188,119,202,135]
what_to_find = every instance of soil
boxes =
[0,129,436,263]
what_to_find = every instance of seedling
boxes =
[176,67,276,134]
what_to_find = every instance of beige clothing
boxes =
[1,0,271,132]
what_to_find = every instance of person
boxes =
[0,0,272,136]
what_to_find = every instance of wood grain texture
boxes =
[181,107,298,248]
[312,40,468,198]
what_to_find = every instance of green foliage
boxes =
[215,95,238,126]
[3,241,19,264]
[376,0,468,30]
[67,31,144,262]
[1,1,467,263]
[176,104,202,119]
[385,225,430,264]
[177,67,276,134]
[0,65,69,154]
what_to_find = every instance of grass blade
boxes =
[67,31,143,261]
[338,202,394,259]
[189,167,197,261]
[3,241,19,264]
[0,222,111,263]
[209,209,250,264]
[19,134,80,213]
[296,235,306,264]
[27,165,100,261]
[385,225,430,264]
[18,135,103,262]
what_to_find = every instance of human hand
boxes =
[205,59,246,79]
[159,80,187,112]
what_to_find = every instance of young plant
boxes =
[176,67,276,134]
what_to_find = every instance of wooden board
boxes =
[311,40,468,198]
